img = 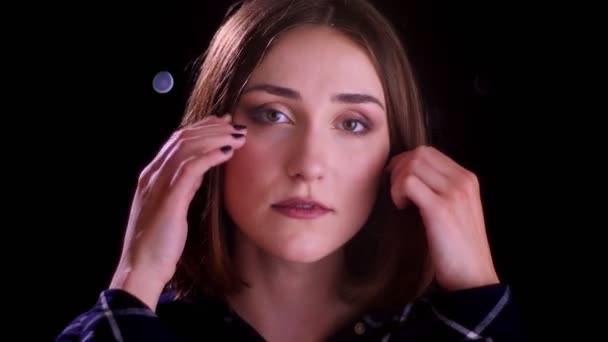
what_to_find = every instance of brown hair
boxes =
[170,0,434,310]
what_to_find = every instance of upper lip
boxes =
[272,197,333,211]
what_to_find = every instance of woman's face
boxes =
[225,25,390,263]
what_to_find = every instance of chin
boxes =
[248,228,346,264]
[272,221,351,262]
[231,212,362,265]
[271,239,338,264]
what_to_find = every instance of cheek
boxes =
[337,140,389,208]
[342,136,388,176]
[225,124,292,184]
[349,160,384,198]
[227,130,284,176]
[224,132,283,213]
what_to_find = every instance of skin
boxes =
[110,23,498,342]
[224,25,390,341]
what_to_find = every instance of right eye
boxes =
[248,107,291,124]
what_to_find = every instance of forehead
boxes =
[246,25,384,100]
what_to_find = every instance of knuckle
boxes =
[205,114,223,121]
[174,139,188,152]
[409,146,427,161]
[136,171,154,195]
[415,145,430,156]
[408,157,422,172]
[460,170,479,193]
[466,170,479,187]
[181,158,197,174]
[174,129,189,141]
[402,174,416,190]
[450,187,467,201]
[167,131,178,142]
[181,156,205,177]
[447,181,469,201]
[137,165,154,187]
[137,168,149,184]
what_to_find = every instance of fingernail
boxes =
[232,124,247,130]
[221,146,232,153]
[231,133,244,139]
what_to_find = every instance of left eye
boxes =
[338,119,368,133]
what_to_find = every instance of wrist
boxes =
[440,269,500,292]
[110,264,168,311]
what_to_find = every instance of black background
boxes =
[21,0,569,340]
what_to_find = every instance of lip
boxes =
[271,197,334,219]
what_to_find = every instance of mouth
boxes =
[271,198,334,219]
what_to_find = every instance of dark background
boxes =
[28,0,563,340]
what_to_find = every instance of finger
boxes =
[156,132,245,185]
[419,146,466,178]
[415,146,480,199]
[385,155,400,173]
[393,156,450,194]
[386,151,410,174]
[140,122,246,186]
[168,146,236,213]
[182,119,246,138]
[190,113,232,126]
[173,132,246,157]
[179,124,247,140]
[389,153,412,186]
[391,173,438,210]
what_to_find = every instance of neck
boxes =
[226,230,359,342]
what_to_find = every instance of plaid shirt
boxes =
[56,283,526,341]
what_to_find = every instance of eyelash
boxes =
[247,106,371,135]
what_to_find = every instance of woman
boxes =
[57,0,525,340]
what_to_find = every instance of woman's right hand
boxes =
[109,114,246,310]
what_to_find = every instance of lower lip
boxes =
[271,205,332,219]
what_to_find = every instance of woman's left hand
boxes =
[386,145,500,292]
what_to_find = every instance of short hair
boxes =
[170,0,434,311]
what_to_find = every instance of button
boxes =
[354,322,366,335]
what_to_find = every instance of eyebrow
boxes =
[242,83,385,110]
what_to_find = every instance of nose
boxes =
[285,126,327,182]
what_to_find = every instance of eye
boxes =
[248,107,290,124]
[338,118,369,134]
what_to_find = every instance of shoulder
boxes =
[344,283,527,341]
[56,289,178,341]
